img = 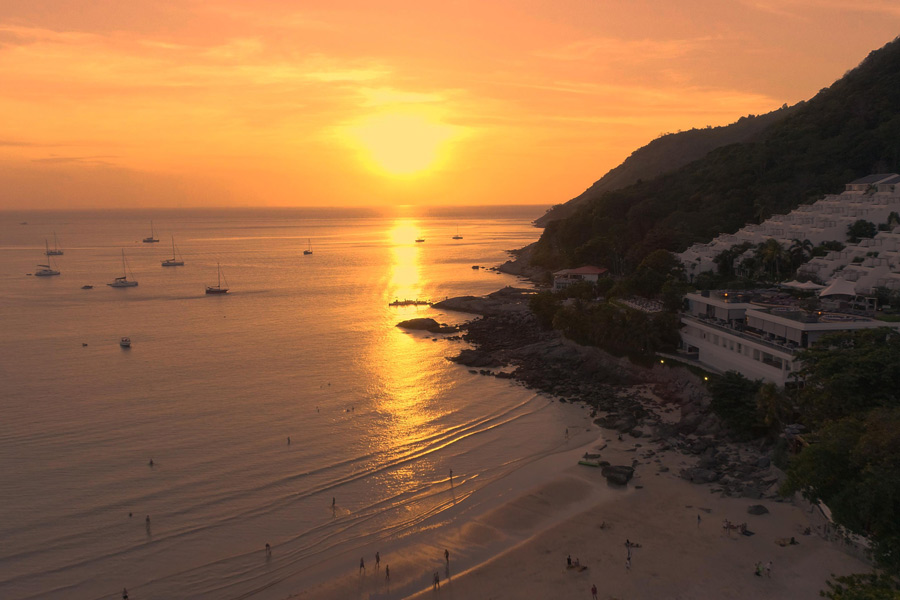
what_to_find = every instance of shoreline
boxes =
[288,287,869,599]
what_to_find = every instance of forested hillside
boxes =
[531,36,900,273]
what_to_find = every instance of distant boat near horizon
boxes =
[304,238,313,255]
[205,263,229,294]
[119,337,131,348]
[46,233,64,255]
[108,250,138,287]
[162,235,185,266]
[415,238,425,243]
[452,225,463,240]
[143,220,159,243]
[35,240,60,277]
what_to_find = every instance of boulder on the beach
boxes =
[680,468,720,484]
[601,465,634,486]
[396,318,457,333]
[747,504,769,515]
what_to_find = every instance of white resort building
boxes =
[680,289,900,385]
[552,266,608,291]
[678,174,900,295]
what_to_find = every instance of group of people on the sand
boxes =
[722,518,748,536]
[358,550,390,581]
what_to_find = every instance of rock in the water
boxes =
[601,465,634,485]
[396,318,457,334]
[747,504,769,515]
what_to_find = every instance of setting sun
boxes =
[347,113,460,176]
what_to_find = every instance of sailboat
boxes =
[205,263,229,294]
[304,239,313,255]
[46,232,64,255]
[162,236,185,266]
[35,240,60,276]
[143,221,159,243]
[107,250,138,287]
[452,225,463,240]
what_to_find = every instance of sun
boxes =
[347,112,459,177]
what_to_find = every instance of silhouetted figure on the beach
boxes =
[265,543,271,557]
[444,548,449,564]
[146,515,150,526]
[128,512,132,518]
[591,583,598,599]
[385,564,390,580]
[148,459,154,467]
[697,514,701,528]
[122,587,128,599]
[565,428,569,440]
[375,551,380,570]
[567,554,572,567]
[449,469,453,485]
[433,571,440,590]
[287,436,290,445]
[359,557,365,573]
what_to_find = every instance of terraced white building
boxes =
[678,174,900,294]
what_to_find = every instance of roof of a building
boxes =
[553,266,608,276]
[849,173,900,185]
[819,277,859,297]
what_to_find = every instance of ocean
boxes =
[0,207,590,600]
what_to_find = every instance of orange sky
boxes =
[1,1,899,209]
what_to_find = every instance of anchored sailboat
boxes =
[162,236,185,266]
[304,239,313,255]
[35,240,60,276]
[205,263,229,294]
[107,250,138,287]
[46,233,64,255]
[452,225,463,240]
[143,221,159,243]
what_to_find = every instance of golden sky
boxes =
[2,0,899,209]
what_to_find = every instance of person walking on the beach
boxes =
[754,561,763,576]
[591,583,598,599]
[265,543,271,557]
[385,565,390,580]
[625,556,631,572]
[449,469,453,485]
[567,554,572,567]
[444,548,450,564]
[697,514,701,528]
[433,571,440,590]
[359,557,365,573]
[122,588,128,600]
[765,560,772,577]
[565,428,569,440]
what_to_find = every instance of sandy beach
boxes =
[292,388,869,600]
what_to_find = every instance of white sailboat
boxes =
[108,250,138,287]
[143,221,159,243]
[452,225,463,240]
[46,232,64,255]
[205,263,229,294]
[162,235,185,266]
[35,240,60,276]
[304,239,313,255]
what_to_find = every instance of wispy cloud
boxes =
[536,36,720,63]
[741,0,900,18]
[32,155,118,166]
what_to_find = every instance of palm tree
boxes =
[755,239,786,281]
[788,238,814,273]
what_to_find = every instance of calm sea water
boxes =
[0,207,582,600]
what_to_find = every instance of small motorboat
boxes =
[119,337,131,348]
[415,238,425,243]
[82,285,93,289]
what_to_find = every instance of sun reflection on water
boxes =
[363,218,447,499]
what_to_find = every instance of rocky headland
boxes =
[435,287,783,500]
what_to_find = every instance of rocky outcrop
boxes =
[396,318,457,334]
[601,465,635,486]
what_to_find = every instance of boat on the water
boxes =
[471,265,480,269]
[119,337,131,348]
[452,225,463,240]
[161,235,184,266]
[108,250,138,287]
[304,238,313,255]
[142,220,159,243]
[82,285,93,289]
[35,240,60,276]
[415,238,425,243]
[389,299,432,306]
[205,263,229,294]
[46,233,64,255]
